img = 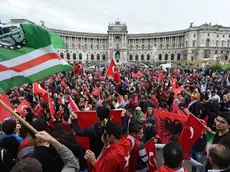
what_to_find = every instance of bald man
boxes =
[208,144,230,172]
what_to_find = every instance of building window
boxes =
[60,52,64,58]
[85,38,87,42]
[216,41,219,47]
[84,44,87,50]
[225,55,228,61]
[135,54,138,61]
[102,54,106,60]
[166,44,169,49]
[129,54,133,61]
[130,45,133,49]
[97,54,100,60]
[206,39,210,47]
[177,53,181,60]
[73,53,76,60]
[142,39,144,44]
[194,34,196,37]
[193,41,196,47]
[228,42,230,47]
[97,39,99,43]
[66,43,68,48]
[165,54,168,61]
[91,38,93,43]
[148,39,150,43]
[91,54,94,60]
[215,50,218,54]
[221,41,225,47]
[227,51,229,54]
[217,34,219,38]
[192,50,194,54]
[221,50,223,54]
[91,44,93,49]
[136,39,138,43]
[147,54,150,60]
[141,54,144,61]
[136,45,139,50]
[148,45,150,50]
[142,45,144,50]
[97,45,99,49]
[72,43,75,48]
[208,33,210,36]
[67,53,70,60]
[171,54,174,61]
[79,53,82,60]
[160,44,163,49]
[223,35,225,38]
[173,43,175,48]
[103,45,105,49]
[78,44,81,49]
[159,54,162,61]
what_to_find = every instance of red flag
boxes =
[137,70,144,78]
[92,138,131,172]
[179,114,204,160]
[0,93,12,121]
[154,109,188,144]
[34,101,43,117]
[16,100,32,118]
[75,61,83,74]
[61,79,67,90]
[145,138,157,172]
[131,72,139,79]
[48,96,55,115]
[76,110,122,150]
[106,58,121,83]
[67,96,79,112]
[73,61,77,73]
[173,87,183,98]
[33,82,47,95]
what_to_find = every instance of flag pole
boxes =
[0,99,38,134]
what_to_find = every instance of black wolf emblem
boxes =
[0,24,27,50]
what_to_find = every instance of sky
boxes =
[1,0,230,33]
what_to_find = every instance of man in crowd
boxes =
[84,120,131,172]
[208,144,230,172]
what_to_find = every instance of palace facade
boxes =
[50,20,230,64]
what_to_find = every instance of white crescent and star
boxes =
[189,126,194,139]
[21,105,27,112]
[112,66,117,74]
[149,152,157,167]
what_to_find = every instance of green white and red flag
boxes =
[0,23,73,93]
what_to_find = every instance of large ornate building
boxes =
[51,20,230,64]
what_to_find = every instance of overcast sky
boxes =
[1,0,230,33]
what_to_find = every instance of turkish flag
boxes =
[73,61,77,73]
[132,72,139,79]
[179,114,204,160]
[145,137,157,172]
[76,110,122,150]
[173,87,183,98]
[0,92,13,122]
[67,96,79,112]
[16,100,32,118]
[61,79,67,90]
[106,58,121,83]
[92,138,131,172]
[48,96,55,115]
[33,82,47,95]
[154,109,188,144]
[75,61,83,74]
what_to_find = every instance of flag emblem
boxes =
[0,24,27,49]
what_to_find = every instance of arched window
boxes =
[165,54,168,61]
[129,54,133,61]
[206,39,210,47]
[67,53,70,60]
[141,54,144,61]
[73,53,76,60]
[97,54,100,60]
[79,53,82,60]
[171,54,174,61]
[193,41,196,47]
[135,54,138,61]
[91,54,94,60]
[102,54,106,60]
[177,53,181,60]
[147,54,150,60]
[60,52,64,58]
[225,55,228,61]
[222,41,225,47]
[159,54,162,61]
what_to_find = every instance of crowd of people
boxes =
[1,64,230,172]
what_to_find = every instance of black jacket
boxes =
[73,119,104,158]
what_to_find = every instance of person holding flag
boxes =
[84,120,131,172]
